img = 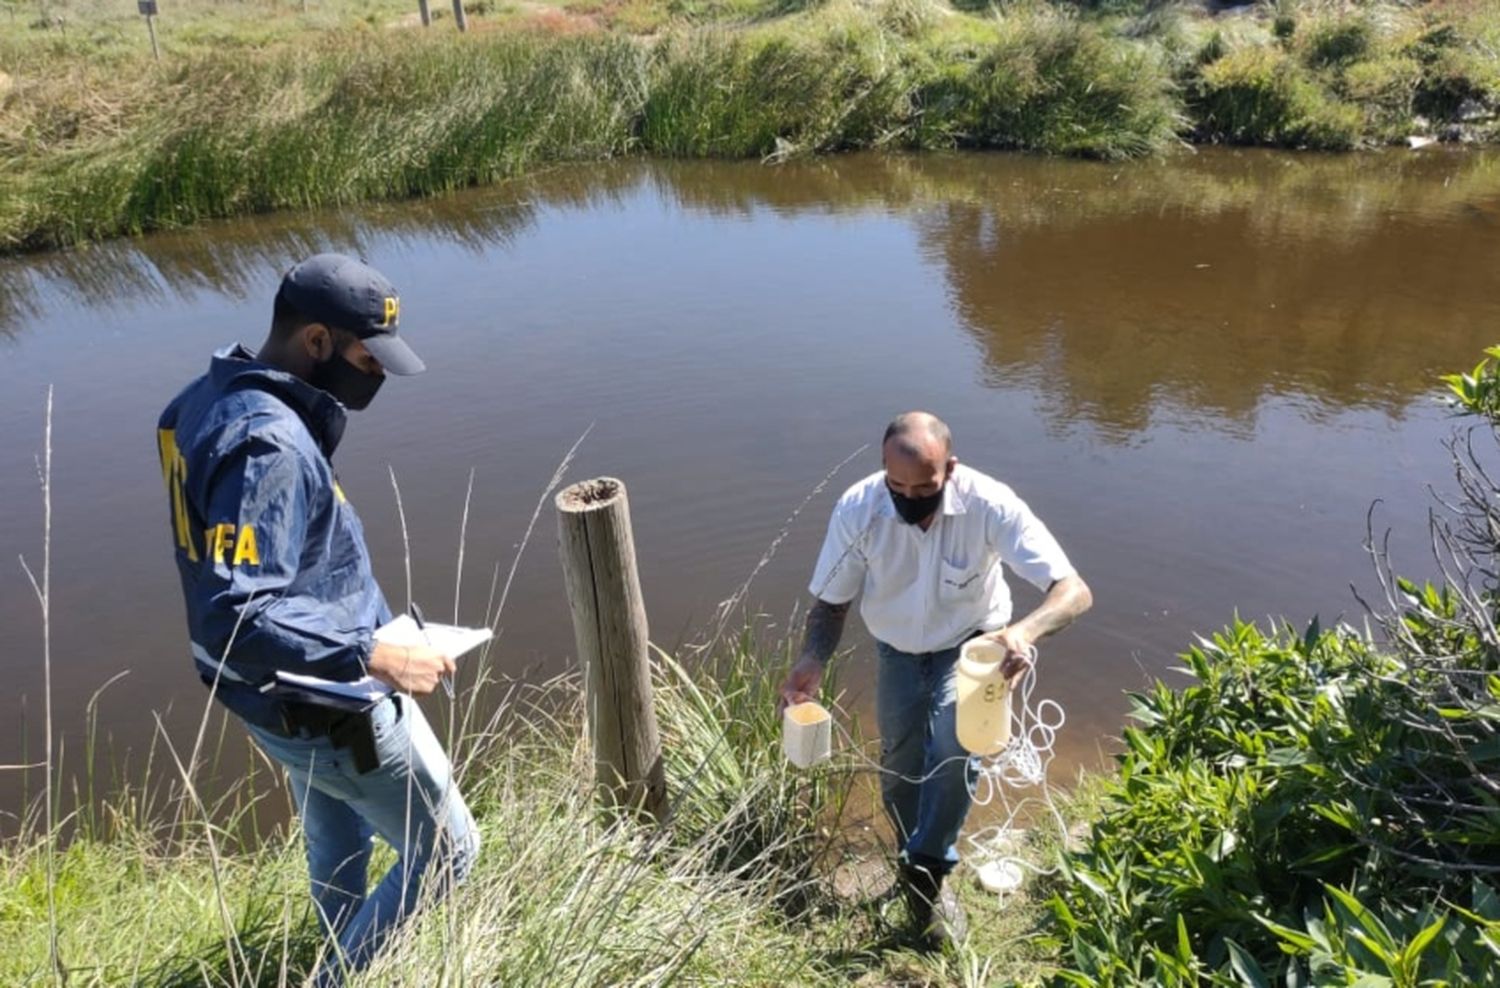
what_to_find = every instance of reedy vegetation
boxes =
[0,627,1086,985]
[6,0,1500,252]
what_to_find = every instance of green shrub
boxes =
[1050,613,1500,985]
[932,8,1181,158]
[639,24,912,158]
[1302,16,1373,70]
[1334,53,1422,139]
[1194,45,1362,149]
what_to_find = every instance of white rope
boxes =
[817,645,1069,895]
[963,653,1070,892]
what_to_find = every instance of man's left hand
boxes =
[982,626,1035,685]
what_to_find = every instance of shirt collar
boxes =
[942,477,967,516]
[874,473,967,518]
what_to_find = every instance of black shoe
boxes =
[898,862,968,951]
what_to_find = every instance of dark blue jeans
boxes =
[876,640,977,876]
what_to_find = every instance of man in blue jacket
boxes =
[158,253,480,982]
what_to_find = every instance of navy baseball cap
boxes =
[277,253,425,375]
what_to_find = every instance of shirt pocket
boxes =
[939,559,983,601]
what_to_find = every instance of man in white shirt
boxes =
[779,411,1092,949]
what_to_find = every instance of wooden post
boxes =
[556,478,666,821]
[451,0,466,31]
[417,0,430,26]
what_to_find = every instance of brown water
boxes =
[3,149,1499,829]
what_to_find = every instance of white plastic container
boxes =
[782,701,832,769]
[954,639,1012,756]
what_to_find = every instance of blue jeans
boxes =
[248,695,480,982]
[876,640,976,876]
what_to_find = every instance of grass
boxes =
[0,633,1099,986]
[9,0,1500,253]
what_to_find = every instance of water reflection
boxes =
[0,195,541,335]
[5,149,1498,438]
[916,155,1500,439]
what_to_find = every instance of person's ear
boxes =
[945,455,958,479]
[302,323,333,362]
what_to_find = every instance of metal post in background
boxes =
[137,0,160,62]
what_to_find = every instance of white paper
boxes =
[373,614,494,661]
[273,616,493,702]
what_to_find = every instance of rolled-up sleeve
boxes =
[985,495,1076,593]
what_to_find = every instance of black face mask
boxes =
[309,351,384,411]
[887,482,945,526]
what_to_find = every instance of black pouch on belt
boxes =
[278,698,383,775]
[329,708,380,775]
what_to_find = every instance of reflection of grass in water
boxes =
[6,146,1499,334]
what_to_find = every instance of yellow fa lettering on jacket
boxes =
[206,523,233,564]
[233,525,260,566]
[203,522,262,567]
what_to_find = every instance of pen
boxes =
[410,601,454,700]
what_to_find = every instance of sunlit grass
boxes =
[8,0,1500,252]
[0,630,1094,986]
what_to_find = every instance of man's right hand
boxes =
[368,641,454,696]
[778,655,825,712]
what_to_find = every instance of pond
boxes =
[2,148,1497,827]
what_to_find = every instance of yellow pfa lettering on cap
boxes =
[380,296,399,328]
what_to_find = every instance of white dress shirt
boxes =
[808,464,1076,655]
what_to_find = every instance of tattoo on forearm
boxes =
[1026,578,1091,640]
[801,599,849,666]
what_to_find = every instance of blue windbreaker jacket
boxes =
[157,345,392,730]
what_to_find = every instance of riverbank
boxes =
[0,642,1097,986]
[5,0,1500,252]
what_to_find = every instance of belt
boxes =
[264,695,397,775]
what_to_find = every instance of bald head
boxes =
[883,411,952,462]
[881,412,956,526]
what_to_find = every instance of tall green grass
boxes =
[1,627,1087,985]
[7,2,1500,251]
[3,3,1188,252]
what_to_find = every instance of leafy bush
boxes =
[1049,346,1500,985]
[1050,613,1500,986]
[1303,17,1373,70]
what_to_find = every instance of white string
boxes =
[818,645,1069,893]
[963,651,1070,889]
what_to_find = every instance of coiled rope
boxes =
[820,645,1069,894]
